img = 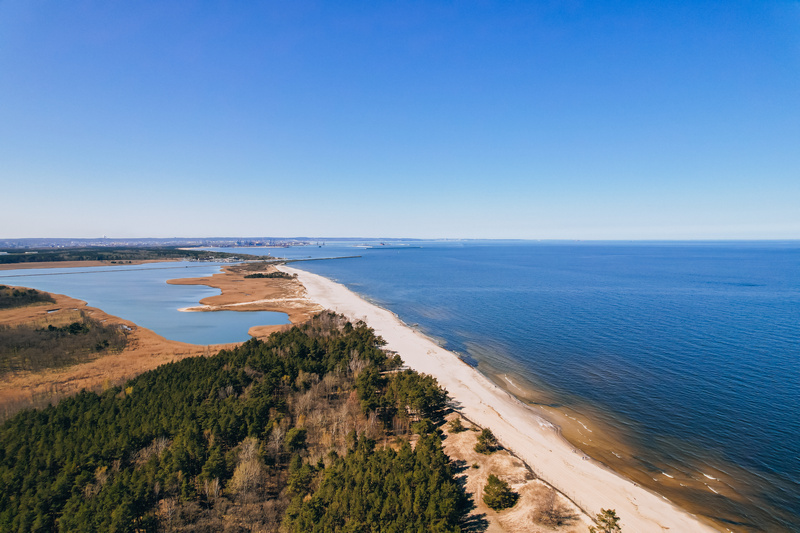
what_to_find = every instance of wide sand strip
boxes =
[280,265,719,533]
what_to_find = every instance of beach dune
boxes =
[280,265,719,533]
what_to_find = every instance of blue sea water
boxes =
[216,241,799,531]
[0,262,289,345]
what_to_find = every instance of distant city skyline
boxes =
[1,1,799,240]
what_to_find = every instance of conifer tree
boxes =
[482,474,518,511]
[475,428,499,454]
[589,508,622,533]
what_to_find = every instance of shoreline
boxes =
[279,264,720,533]
[0,290,231,420]
[0,262,318,419]
[165,264,321,338]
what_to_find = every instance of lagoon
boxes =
[0,262,289,345]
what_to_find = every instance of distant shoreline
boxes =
[0,259,173,271]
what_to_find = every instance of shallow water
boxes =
[0,262,289,345]
[215,241,800,531]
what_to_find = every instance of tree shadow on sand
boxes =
[451,460,489,532]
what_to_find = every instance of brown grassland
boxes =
[0,261,594,532]
[0,263,320,420]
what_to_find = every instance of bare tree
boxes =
[230,437,266,501]
[531,486,573,527]
[348,353,367,377]
[203,477,221,501]
[267,427,285,460]
[230,457,265,501]
[158,497,177,530]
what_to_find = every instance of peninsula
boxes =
[0,260,720,532]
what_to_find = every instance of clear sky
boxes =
[1,1,798,240]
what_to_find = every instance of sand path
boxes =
[281,265,720,533]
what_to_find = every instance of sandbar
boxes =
[167,263,322,337]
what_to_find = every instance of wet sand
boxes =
[479,365,751,531]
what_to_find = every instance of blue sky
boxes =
[1,1,798,239]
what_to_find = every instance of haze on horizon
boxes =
[1,1,799,241]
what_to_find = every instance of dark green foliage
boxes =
[589,508,622,533]
[284,435,469,532]
[0,311,465,532]
[448,417,466,433]
[284,428,307,452]
[44,321,90,335]
[411,418,440,436]
[244,272,295,279]
[384,370,448,421]
[0,312,465,532]
[475,428,500,454]
[0,312,389,532]
[200,446,227,482]
[356,367,387,413]
[355,368,448,427]
[0,313,127,375]
[286,455,316,497]
[0,285,55,309]
[482,474,518,511]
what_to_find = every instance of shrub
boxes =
[483,474,518,511]
[589,508,622,533]
[448,417,466,433]
[474,428,499,454]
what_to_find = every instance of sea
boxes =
[2,242,798,530]
[217,241,799,532]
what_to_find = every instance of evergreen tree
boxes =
[475,428,499,454]
[482,474,518,511]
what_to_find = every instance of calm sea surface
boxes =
[0,262,288,345]
[214,241,799,531]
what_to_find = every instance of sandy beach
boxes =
[280,265,721,533]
